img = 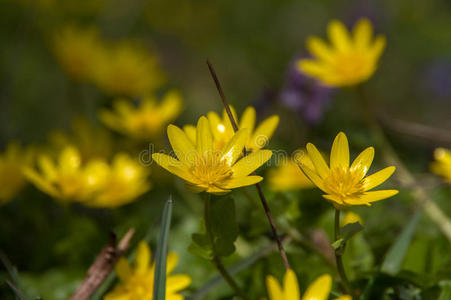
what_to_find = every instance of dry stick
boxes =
[6,280,28,300]
[206,59,291,270]
[70,228,135,300]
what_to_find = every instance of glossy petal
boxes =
[135,241,150,274]
[239,106,256,133]
[330,132,350,169]
[167,125,198,166]
[350,147,375,178]
[231,150,272,177]
[205,186,231,195]
[362,166,396,191]
[297,163,328,193]
[223,175,263,189]
[152,153,195,182]
[306,143,330,178]
[283,269,300,300]
[302,274,332,300]
[359,190,399,203]
[166,275,192,292]
[250,115,279,150]
[266,275,284,300]
[166,252,178,274]
[196,116,213,154]
[221,129,249,166]
[328,20,351,52]
[183,125,197,144]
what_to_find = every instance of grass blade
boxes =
[153,195,174,300]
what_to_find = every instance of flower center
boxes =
[190,152,233,187]
[333,52,372,82]
[323,167,365,201]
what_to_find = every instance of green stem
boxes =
[334,209,354,298]
[356,85,451,243]
[203,194,248,300]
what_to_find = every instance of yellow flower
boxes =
[49,117,113,161]
[0,143,31,205]
[53,25,103,82]
[105,241,191,300]
[82,153,151,208]
[341,211,364,226]
[99,91,182,140]
[430,147,451,183]
[183,106,279,152]
[267,151,314,191]
[152,116,272,194]
[266,269,351,300]
[298,18,386,87]
[92,41,165,98]
[297,132,397,208]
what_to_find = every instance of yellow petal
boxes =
[327,20,351,52]
[335,296,352,300]
[296,162,328,193]
[342,211,364,226]
[135,241,150,274]
[330,132,350,169]
[350,147,374,179]
[196,116,213,154]
[166,274,192,292]
[115,257,132,282]
[250,115,279,150]
[166,252,178,274]
[183,125,197,145]
[185,182,207,193]
[306,36,334,62]
[266,275,284,300]
[207,111,226,140]
[302,274,332,300]
[206,186,231,195]
[221,129,249,166]
[222,105,239,133]
[223,175,263,189]
[306,143,330,178]
[298,60,328,77]
[359,190,399,203]
[159,90,182,121]
[59,146,81,173]
[353,18,373,50]
[370,35,386,59]
[23,168,60,199]
[363,166,396,191]
[37,155,58,181]
[323,194,345,206]
[232,150,272,177]
[283,269,300,300]
[152,153,195,182]
[167,124,198,166]
[239,106,256,133]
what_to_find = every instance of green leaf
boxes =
[332,238,345,250]
[439,281,451,300]
[153,195,174,300]
[381,210,422,275]
[188,233,213,260]
[341,221,364,241]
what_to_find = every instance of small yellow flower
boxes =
[92,41,165,98]
[297,132,397,208]
[430,147,451,183]
[0,143,31,205]
[183,106,279,152]
[53,25,103,82]
[99,91,182,140]
[266,269,351,300]
[267,151,315,191]
[153,116,272,194]
[298,18,386,87]
[341,211,364,226]
[105,241,191,300]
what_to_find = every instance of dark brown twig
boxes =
[206,59,290,270]
[70,228,135,300]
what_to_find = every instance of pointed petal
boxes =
[232,150,272,177]
[359,190,399,203]
[115,257,132,282]
[323,194,344,206]
[159,90,182,121]
[239,106,256,133]
[266,275,284,300]
[183,125,197,145]
[302,274,332,300]
[328,20,352,52]
[196,116,213,154]
[206,186,231,195]
[207,111,225,140]
[298,60,328,77]
[306,143,330,178]
[350,147,374,179]
[220,129,248,166]
[250,115,279,150]
[152,153,196,182]
[283,269,300,300]
[370,35,386,59]
[23,168,60,199]
[353,18,373,50]
[166,252,178,274]
[363,166,396,191]
[222,175,263,189]
[59,146,81,173]
[306,36,334,62]
[166,274,192,292]
[167,124,198,166]
[222,105,239,133]
[330,132,350,169]
[135,241,150,275]
[296,162,328,193]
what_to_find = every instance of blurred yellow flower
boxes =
[266,269,351,300]
[342,211,363,226]
[53,25,103,82]
[430,148,451,183]
[297,132,397,208]
[24,146,149,207]
[153,116,272,194]
[0,143,31,205]
[99,91,182,140]
[183,106,279,152]
[267,151,314,191]
[92,41,165,98]
[49,117,113,161]
[105,241,191,300]
[298,18,386,87]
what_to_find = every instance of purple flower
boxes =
[279,60,333,124]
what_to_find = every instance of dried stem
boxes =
[206,59,290,270]
[334,210,354,298]
[70,228,135,300]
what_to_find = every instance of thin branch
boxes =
[6,280,28,300]
[70,228,135,300]
[206,59,290,270]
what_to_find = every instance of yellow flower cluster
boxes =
[53,25,165,97]
[430,147,451,183]
[24,146,150,207]
[105,241,191,300]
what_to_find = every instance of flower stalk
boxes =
[334,209,354,298]
[207,59,291,270]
